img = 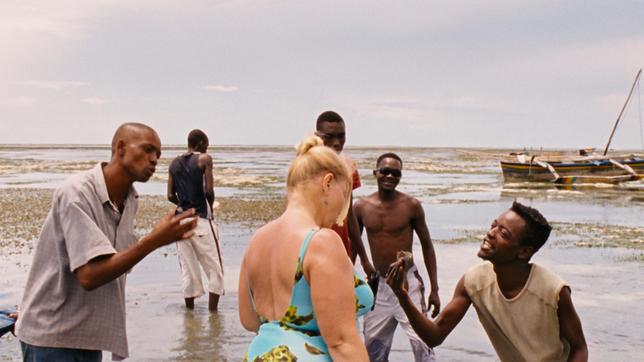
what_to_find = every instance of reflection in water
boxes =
[175,310,224,361]
[501,182,644,205]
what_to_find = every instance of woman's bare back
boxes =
[244,219,316,321]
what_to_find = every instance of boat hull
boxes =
[500,158,644,183]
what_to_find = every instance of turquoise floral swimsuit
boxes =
[245,229,374,361]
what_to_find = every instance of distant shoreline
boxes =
[0,144,642,153]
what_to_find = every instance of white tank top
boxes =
[464,262,570,362]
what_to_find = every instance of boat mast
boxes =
[603,69,642,155]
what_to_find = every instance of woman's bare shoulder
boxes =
[245,220,279,252]
[312,227,343,245]
[306,228,351,265]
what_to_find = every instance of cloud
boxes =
[0,2,87,39]
[200,84,239,93]
[491,35,644,83]
[358,94,509,122]
[2,15,83,39]
[369,99,427,111]
[81,97,109,105]
[2,97,37,106]
[355,97,438,124]
[16,80,87,90]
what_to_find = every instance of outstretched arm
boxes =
[558,287,588,362]
[412,200,440,317]
[75,209,197,290]
[350,195,376,278]
[387,264,470,347]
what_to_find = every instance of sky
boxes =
[1,0,644,149]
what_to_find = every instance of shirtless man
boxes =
[355,153,439,362]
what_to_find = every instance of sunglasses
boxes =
[315,131,345,141]
[377,167,402,177]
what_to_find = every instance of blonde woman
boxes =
[239,136,373,361]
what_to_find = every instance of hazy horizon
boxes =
[0,143,642,153]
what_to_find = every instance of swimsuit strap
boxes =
[297,228,318,270]
[247,283,267,324]
[246,261,260,319]
[285,228,318,307]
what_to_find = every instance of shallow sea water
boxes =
[0,145,643,361]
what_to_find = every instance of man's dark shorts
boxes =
[21,341,102,362]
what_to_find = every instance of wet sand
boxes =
[2,225,643,361]
[1,146,643,360]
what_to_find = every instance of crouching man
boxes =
[386,202,588,362]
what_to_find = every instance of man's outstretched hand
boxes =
[146,208,198,248]
[385,260,408,297]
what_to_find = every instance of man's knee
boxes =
[410,339,434,362]
[364,316,398,361]
[365,338,392,362]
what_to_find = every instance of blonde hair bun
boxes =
[295,135,324,156]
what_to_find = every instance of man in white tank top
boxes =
[386,202,588,362]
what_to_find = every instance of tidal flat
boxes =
[3,188,641,254]
[1,146,643,360]
[0,188,286,254]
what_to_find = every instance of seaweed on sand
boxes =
[0,189,285,254]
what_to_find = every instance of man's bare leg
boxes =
[208,293,220,312]
[185,297,195,310]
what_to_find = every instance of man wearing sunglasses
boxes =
[315,110,376,278]
[355,153,439,362]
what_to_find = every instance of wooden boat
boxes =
[500,154,644,183]
[500,69,644,184]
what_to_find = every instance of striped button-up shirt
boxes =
[16,163,138,360]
